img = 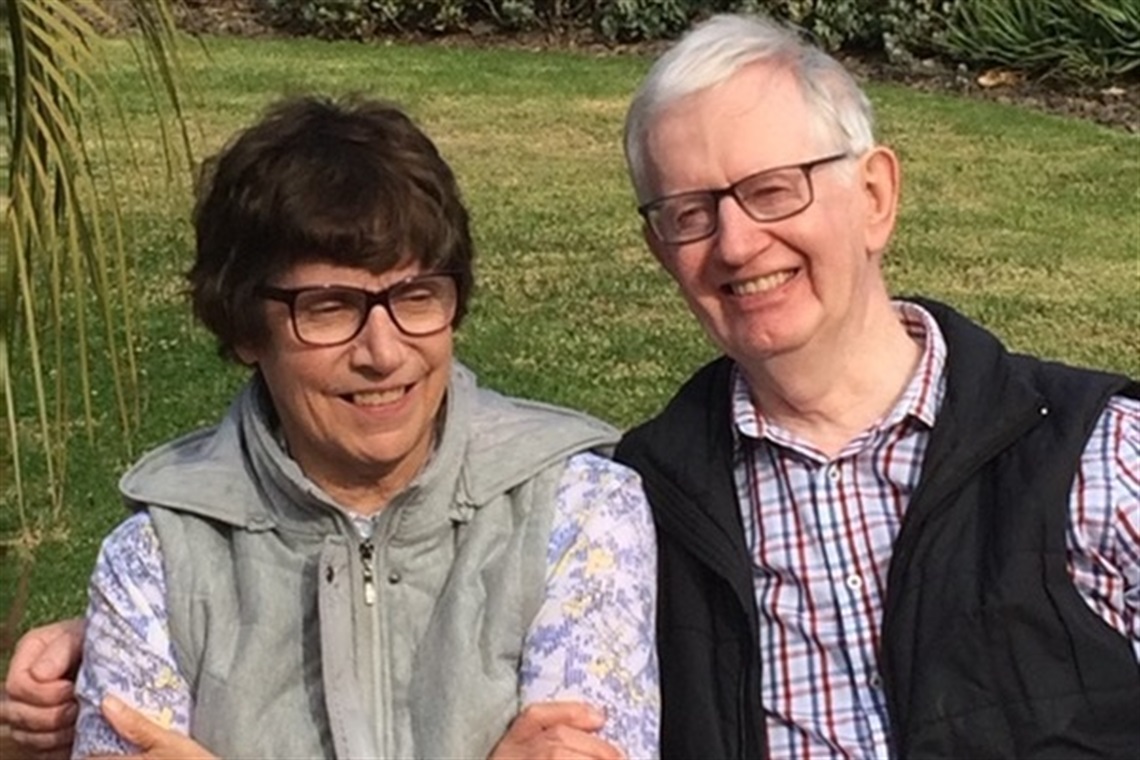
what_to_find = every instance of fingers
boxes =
[488,702,625,760]
[2,677,73,712]
[100,696,164,751]
[1,691,75,755]
[0,693,78,734]
[3,724,76,755]
[511,702,607,738]
[1,619,83,757]
[0,687,77,756]
[4,618,84,705]
[100,696,215,760]
[0,728,73,760]
[29,619,85,682]
[490,725,625,760]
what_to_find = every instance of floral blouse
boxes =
[73,451,660,758]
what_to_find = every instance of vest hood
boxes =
[119,362,619,531]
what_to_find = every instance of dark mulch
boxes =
[164,0,1140,134]
[843,55,1140,134]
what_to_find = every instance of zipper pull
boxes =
[359,540,376,606]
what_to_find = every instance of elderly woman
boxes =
[65,95,658,759]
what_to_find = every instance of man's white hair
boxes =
[624,13,877,203]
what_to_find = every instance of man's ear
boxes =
[642,222,675,275]
[860,145,901,257]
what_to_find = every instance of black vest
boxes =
[618,300,1140,759]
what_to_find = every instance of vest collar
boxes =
[120,362,619,534]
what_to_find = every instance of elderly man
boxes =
[5,12,1140,760]
[613,12,1140,760]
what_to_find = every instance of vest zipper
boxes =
[359,539,376,606]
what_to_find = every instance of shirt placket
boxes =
[808,452,893,757]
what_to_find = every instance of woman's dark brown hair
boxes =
[189,95,474,360]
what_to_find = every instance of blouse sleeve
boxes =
[519,451,661,758]
[72,512,193,758]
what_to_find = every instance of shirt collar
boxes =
[731,300,947,452]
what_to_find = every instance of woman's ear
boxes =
[860,145,901,257]
[234,343,260,366]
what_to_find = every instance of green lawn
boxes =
[3,34,1138,630]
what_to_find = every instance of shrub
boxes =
[696,2,966,62]
[736,0,884,52]
[263,0,474,38]
[258,0,1138,83]
[594,0,691,42]
[943,0,1140,80]
[260,0,961,51]
[881,1,963,63]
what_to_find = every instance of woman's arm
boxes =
[73,514,192,758]
[519,452,660,759]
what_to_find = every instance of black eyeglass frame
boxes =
[638,152,852,245]
[256,272,460,347]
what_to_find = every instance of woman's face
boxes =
[237,260,453,512]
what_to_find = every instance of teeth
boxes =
[353,388,405,406]
[731,270,794,295]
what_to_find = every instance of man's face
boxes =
[639,63,898,371]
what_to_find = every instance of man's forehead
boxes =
[663,61,797,114]
[641,66,820,187]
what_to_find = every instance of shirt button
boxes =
[387,570,402,584]
[869,673,883,689]
[827,465,841,482]
[845,574,863,590]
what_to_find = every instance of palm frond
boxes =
[1,0,193,548]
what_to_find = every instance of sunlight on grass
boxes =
[6,33,1137,625]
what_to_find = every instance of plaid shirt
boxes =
[731,302,1140,759]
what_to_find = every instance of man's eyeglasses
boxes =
[256,272,459,347]
[638,153,851,245]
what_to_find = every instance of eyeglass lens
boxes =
[652,166,811,243]
[292,276,456,345]
[644,154,848,244]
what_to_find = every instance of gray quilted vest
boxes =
[121,363,619,759]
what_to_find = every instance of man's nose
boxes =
[713,194,773,264]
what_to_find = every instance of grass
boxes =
[2,33,1137,631]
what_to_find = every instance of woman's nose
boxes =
[349,304,409,373]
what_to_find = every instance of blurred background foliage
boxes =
[256,0,1140,81]
[1,0,193,658]
[0,0,1135,649]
